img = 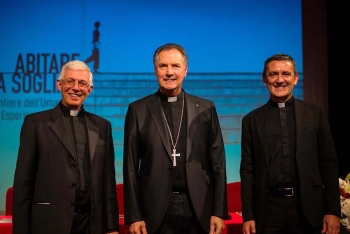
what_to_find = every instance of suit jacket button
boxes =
[71,163,76,167]
[72,183,77,187]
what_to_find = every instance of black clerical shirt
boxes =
[266,96,297,189]
[157,90,188,192]
[59,101,90,206]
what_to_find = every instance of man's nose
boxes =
[166,66,174,74]
[72,81,80,89]
[276,74,285,81]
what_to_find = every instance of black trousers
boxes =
[261,195,322,234]
[154,192,206,234]
[70,212,90,234]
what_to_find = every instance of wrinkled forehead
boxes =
[267,60,295,71]
[63,69,91,81]
[155,49,187,65]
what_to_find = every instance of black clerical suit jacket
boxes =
[13,103,119,234]
[240,98,340,229]
[123,91,228,233]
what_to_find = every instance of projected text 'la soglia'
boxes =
[0,53,80,94]
[0,53,80,121]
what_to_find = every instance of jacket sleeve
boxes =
[104,120,120,231]
[318,108,341,216]
[13,116,38,234]
[209,104,229,219]
[123,104,143,224]
[240,115,255,222]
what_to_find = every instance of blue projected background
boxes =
[0,0,302,212]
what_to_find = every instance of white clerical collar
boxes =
[167,96,177,102]
[70,109,81,116]
[278,102,285,108]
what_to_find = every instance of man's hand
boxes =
[243,220,256,234]
[322,214,340,234]
[129,221,147,234]
[209,216,225,234]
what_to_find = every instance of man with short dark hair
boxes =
[240,53,341,234]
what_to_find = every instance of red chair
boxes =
[227,182,242,212]
[116,184,124,215]
[5,186,13,215]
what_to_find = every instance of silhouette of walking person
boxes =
[85,21,100,73]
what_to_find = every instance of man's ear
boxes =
[56,80,62,91]
[293,74,299,85]
[87,86,93,95]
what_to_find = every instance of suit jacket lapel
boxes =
[294,99,306,150]
[85,113,99,163]
[49,105,76,161]
[186,94,199,160]
[255,104,269,167]
[147,94,172,159]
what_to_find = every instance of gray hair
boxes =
[153,43,188,67]
[58,60,93,86]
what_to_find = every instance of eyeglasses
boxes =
[60,78,90,90]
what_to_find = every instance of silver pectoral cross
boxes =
[171,148,180,166]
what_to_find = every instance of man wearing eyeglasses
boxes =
[13,60,120,234]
